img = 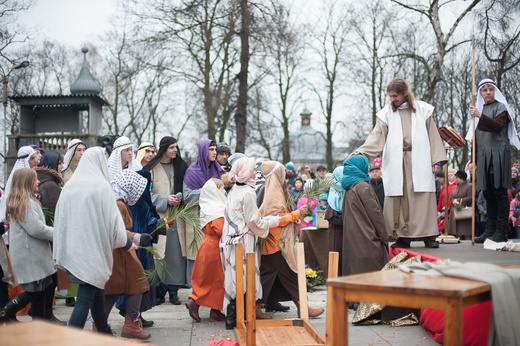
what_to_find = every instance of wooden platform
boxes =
[233,243,329,346]
[235,319,323,345]
[0,320,139,346]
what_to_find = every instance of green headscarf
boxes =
[341,155,370,191]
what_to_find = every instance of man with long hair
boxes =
[352,78,447,249]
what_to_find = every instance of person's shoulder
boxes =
[494,100,508,112]
[415,100,434,111]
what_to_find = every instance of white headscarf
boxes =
[107,136,142,181]
[135,142,156,167]
[0,146,37,223]
[199,179,226,228]
[111,170,147,206]
[53,147,128,289]
[465,79,520,149]
[61,139,84,173]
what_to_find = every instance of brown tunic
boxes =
[342,181,389,276]
[104,200,149,295]
[358,109,447,239]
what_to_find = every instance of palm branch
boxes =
[162,200,202,254]
[257,231,278,252]
[286,191,303,209]
[41,205,54,226]
[302,179,332,200]
[140,245,170,286]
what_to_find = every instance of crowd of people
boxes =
[0,77,518,341]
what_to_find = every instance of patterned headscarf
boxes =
[228,157,256,188]
[111,169,148,206]
[61,139,85,173]
[107,136,142,181]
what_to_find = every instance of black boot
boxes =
[225,299,236,330]
[169,288,181,305]
[42,280,67,325]
[475,219,496,243]
[488,218,508,243]
[0,297,26,322]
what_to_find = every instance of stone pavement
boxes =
[21,239,517,345]
[42,282,437,346]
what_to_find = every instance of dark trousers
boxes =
[260,252,299,304]
[0,266,9,308]
[68,284,109,332]
[483,173,509,220]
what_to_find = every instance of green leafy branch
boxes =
[41,205,54,226]
[141,200,201,286]
[140,245,170,287]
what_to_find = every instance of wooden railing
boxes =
[7,133,102,172]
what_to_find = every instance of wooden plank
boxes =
[3,320,132,346]
[327,269,491,298]
[302,320,325,343]
[325,251,339,346]
[296,242,308,320]
[235,243,244,326]
[237,320,324,345]
[246,252,257,346]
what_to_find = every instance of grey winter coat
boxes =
[9,199,55,285]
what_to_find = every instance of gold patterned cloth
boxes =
[352,251,421,326]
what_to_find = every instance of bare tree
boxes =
[234,0,250,153]
[309,0,351,170]
[261,0,305,163]
[128,0,241,141]
[350,0,395,128]
[390,0,481,103]
[479,0,520,89]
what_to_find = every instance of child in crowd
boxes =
[313,193,328,227]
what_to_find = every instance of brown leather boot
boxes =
[209,309,226,322]
[308,306,325,318]
[255,303,272,320]
[185,298,201,323]
[296,301,325,319]
[121,314,151,340]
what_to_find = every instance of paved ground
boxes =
[41,285,437,346]
[15,239,518,345]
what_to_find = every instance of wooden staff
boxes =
[471,42,477,245]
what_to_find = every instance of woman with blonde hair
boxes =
[0,168,54,322]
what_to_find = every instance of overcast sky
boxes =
[18,0,119,48]
[17,0,326,48]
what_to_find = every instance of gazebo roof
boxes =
[10,94,108,106]
[70,47,101,95]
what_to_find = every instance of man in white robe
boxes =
[353,78,447,248]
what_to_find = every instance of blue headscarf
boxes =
[327,166,344,212]
[341,155,370,191]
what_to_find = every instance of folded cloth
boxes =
[400,261,520,346]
